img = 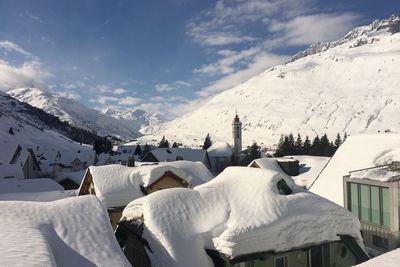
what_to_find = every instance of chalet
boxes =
[35,149,61,176]
[0,196,130,266]
[52,149,96,175]
[344,162,400,253]
[78,164,200,229]
[0,142,41,179]
[142,147,211,169]
[116,167,369,267]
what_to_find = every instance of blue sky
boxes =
[0,0,399,118]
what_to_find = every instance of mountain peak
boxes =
[291,15,400,62]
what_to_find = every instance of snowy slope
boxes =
[103,108,164,135]
[8,87,140,139]
[0,91,94,151]
[140,16,400,147]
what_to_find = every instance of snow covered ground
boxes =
[122,167,363,267]
[310,133,400,206]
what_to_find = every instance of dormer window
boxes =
[277,179,292,195]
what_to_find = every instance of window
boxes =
[274,255,288,267]
[382,188,390,227]
[371,186,381,224]
[277,179,292,195]
[308,246,323,267]
[360,185,370,221]
[348,183,390,228]
[349,183,359,218]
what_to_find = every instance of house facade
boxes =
[344,166,400,252]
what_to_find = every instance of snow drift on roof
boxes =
[122,167,362,267]
[310,133,400,206]
[148,148,207,162]
[0,190,72,202]
[207,142,233,157]
[248,157,285,173]
[87,164,198,208]
[0,178,63,194]
[0,195,130,267]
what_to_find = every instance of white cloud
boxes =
[155,80,191,92]
[268,13,360,45]
[56,91,81,100]
[61,80,85,89]
[113,88,127,95]
[197,53,289,97]
[0,40,32,57]
[155,83,173,92]
[120,96,140,105]
[96,84,112,93]
[92,96,119,105]
[0,60,49,92]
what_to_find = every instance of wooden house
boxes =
[78,164,193,229]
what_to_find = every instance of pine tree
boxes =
[334,133,342,149]
[202,133,212,150]
[172,142,179,148]
[158,136,170,148]
[294,133,303,155]
[303,136,311,155]
[274,135,285,157]
[249,142,261,161]
[288,133,295,155]
[320,134,331,156]
[310,135,320,156]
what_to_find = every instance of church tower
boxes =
[232,112,242,157]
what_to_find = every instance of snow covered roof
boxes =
[0,196,130,266]
[0,141,19,164]
[0,178,64,193]
[0,190,73,202]
[54,170,86,184]
[146,147,207,162]
[0,164,24,179]
[57,149,95,165]
[284,155,330,188]
[310,133,400,206]
[355,248,400,267]
[96,153,138,166]
[121,167,362,267]
[349,167,400,182]
[157,161,214,186]
[207,142,233,157]
[84,164,194,208]
[248,157,286,173]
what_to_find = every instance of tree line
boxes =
[274,133,346,157]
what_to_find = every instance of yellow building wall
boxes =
[109,210,123,230]
[147,176,186,194]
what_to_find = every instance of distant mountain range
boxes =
[139,15,400,147]
[0,91,98,151]
[8,88,163,139]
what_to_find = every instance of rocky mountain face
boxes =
[139,16,400,148]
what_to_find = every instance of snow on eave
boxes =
[121,167,362,267]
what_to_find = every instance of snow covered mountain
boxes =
[8,88,140,139]
[103,108,164,135]
[0,91,97,151]
[140,16,400,147]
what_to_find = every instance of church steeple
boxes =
[232,112,242,157]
